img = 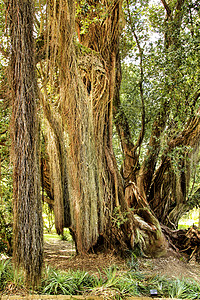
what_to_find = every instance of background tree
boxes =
[115,0,200,229]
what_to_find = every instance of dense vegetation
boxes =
[0,258,200,299]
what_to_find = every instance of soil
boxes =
[44,238,200,283]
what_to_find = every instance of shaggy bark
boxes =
[40,0,167,257]
[9,0,43,286]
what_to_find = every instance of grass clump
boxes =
[0,259,12,290]
[41,266,96,295]
[0,258,26,294]
[0,259,200,299]
[167,278,200,299]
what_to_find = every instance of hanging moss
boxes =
[39,0,167,257]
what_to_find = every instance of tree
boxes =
[9,0,43,286]
[115,0,200,229]
[37,0,166,256]
[39,0,200,255]
[3,0,199,282]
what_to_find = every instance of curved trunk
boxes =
[113,0,199,231]
[147,111,200,228]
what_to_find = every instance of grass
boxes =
[44,233,60,241]
[44,228,73,242]
[1,259,200,299]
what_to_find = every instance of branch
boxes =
[0,129,7,135]
[0,45,8,58]
[160,0,171,17]
[175,0,185,13]
[126,0,145,151]
[174,0,185,26]
[161,107,200,155]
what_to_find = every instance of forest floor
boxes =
[44,238,200,283]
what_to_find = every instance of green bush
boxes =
[41,266,95,295]
[0,209,13,255]
[0,259,12,290]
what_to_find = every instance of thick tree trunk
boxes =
[41,0,167,257]
[57,0,126,254]
[10,0,43,286]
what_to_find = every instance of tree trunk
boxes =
[147,112,200,228]
[41,0,167,257]
[9,0,43,286]
[199,208,200,229]
[113,0,200,230]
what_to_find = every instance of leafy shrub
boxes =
[60,228,73,242]
[0,209,13,255]
[0,259,12,290]
[41,266,95,295]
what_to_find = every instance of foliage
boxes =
[0,0,12,258]
[120,63,144,144]
[60,229,73,242]
[118,0,200,229]
[1,261,200,299]
[0,105,12,254]
[112,206,130,228]
[41,266,95,295]
[179,208,199,229]
[121,0,200,150]
[0,259,12,290]
[43,202,55,234]
[0,208,12,254]
[0,259,25,291]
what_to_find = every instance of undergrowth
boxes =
[0,258,200,299]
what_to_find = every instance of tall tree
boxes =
[9,0,43,286]
[5,0,199,271]
[38,0,166,256]
[117,0,200,228]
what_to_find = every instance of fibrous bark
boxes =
[40,0,167,257]
[9,0,43,286]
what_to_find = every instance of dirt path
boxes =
[44,238,200,282]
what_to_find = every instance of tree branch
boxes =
[126,0,145,152]
[0,45,8,58]
[175,0,185,13]
[160,0,171,17]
